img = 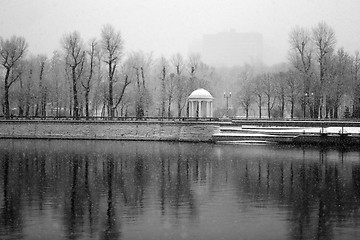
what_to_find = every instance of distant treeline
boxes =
[1,22,360,120]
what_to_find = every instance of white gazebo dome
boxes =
[188,88,214,100]
[188,88,214,118]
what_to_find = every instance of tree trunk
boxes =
[177,101,182,118]
[176,73,182,118]
[334,100,339,119]
[4,86,10,119]
[101,99,106,117]
[72,67,79,119]
[39,63,45,118]
[41,91,47,118]
[161,66,166,117]
[85,90,90,120]
[319,59,325,119]
[325,96,330,119]
[258,95,262,119]
[301,98,306,118]
[18,77,24,117]
[267,95,271,119]
[353,84,360,118]
[168,96,172,118]
[3,68,10,119]
[25,73,31,117]
[108,63,114,118]
[68,79,72,117]
[313,93,320,119]
[135,69,144,120]
[281,95,285,119]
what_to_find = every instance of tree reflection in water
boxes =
[0,140,360,239]
[0,150,24,239]
[100,155,121,240]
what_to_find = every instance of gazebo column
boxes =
[210,101,213,117]
[205,101,209,117]
[189,101,192,117]
[191,101,195,117]
[198,100,202,117]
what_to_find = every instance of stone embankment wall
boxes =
[0,120,220,142]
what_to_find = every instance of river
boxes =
[1,139,360,239]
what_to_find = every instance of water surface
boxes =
[1,139,360,239]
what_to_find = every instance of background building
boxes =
[201,30,263,67]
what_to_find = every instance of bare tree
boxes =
[9,60,26,117]
[49,51,67,117]
[62,31,85,119]
[35,55,48,118]
[252,75,263,119]
[236,65,254,119]
[113,60,132,116]
[81,38,97,119]
[128,51,152,119]
[91,49,104,117]
[325,48,351,118]
[262,73,277,118]
[167,73,176,117]
[101,24,123,117]
[192,61,213,89]
[23,57,36,117]
[285,70,302,119]
[133,65,143,118]
[274,72,286,118]
[312,21,336,118]
[15,60,27,117]
[188,53,201,92]
[288,26,313,117]
[158,56,169,117]
[352,51,360,117]
[0,36,28,118]
[171,53,186,117]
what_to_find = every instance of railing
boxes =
[0,115,221,122]
[2,115,360,126]
[231,118,360,127]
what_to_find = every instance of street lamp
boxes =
[304,92,309,118]
[224,92,231,117]
[309,92,314,118]
[304,92,314,119]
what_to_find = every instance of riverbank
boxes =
[0,120,220,142]
[2,119,360,145]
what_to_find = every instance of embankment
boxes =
[0,120,220,142]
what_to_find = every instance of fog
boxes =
[1,0,360,66]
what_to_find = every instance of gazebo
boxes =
[188,88,214,118]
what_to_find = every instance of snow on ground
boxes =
[221,126,360,135]
[309,127,360,134]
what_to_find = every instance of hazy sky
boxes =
[1,0,360,65]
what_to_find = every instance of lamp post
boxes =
[304,92,314,119]
[224,92,231,117]
[309,92,314,119]
[304,92,309,119]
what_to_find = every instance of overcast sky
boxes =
[1,0,360,65]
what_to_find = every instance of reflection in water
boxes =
[100,155,120,240]
[0,150,24,239]
[1,140,360,239]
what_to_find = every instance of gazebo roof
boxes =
[188,88,213,100]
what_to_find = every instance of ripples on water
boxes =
[1,139,360,239]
